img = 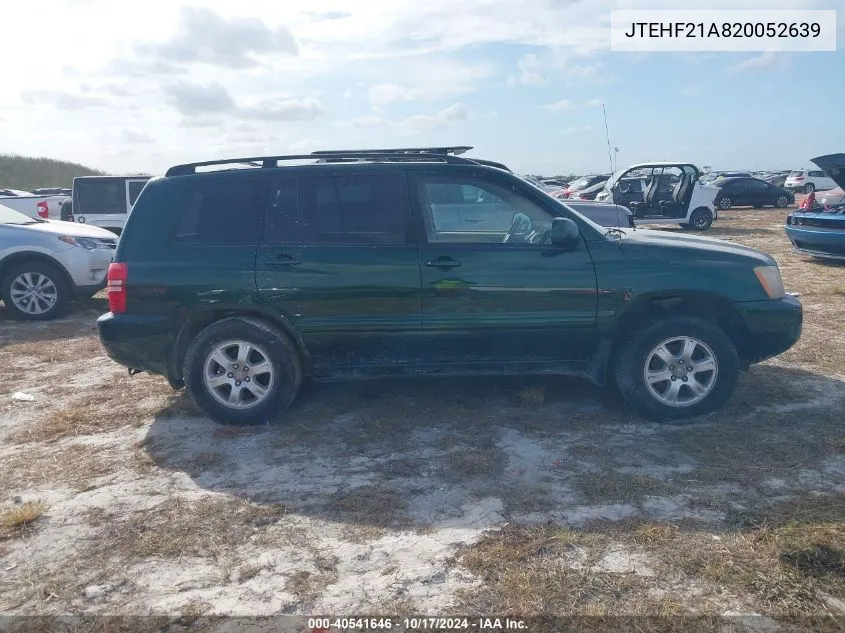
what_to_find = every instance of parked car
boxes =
[784,168,838,194]
[566,178,609,201]
[557,175,610,199]
[818,187,845,207]
[785,153,845,261]
[520,176,632,227]
[542,179,569,188]
[0,203,117,320]
[762,173,788,188]
[31,187,73,196]
[97,146,802,424]
[70,175,152,235]
[713,177,795,210]
[714,172,751,180]
[596,162,720,230]
[0,189,68,221]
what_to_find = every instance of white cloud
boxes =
[514,53,548,86]
[400,103,469,134]
[289,138,329,152]
[730,51,786,73]
[334,116,391,128]
[369,83,416,107]
[586,98,603,107]
[543,99,577,111]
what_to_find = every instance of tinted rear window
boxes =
[299,174,405,244]
[75,180,126,215]
[788,171,804,177]
[173,177,262,244]
[127,181,147,206]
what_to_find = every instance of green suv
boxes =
[97,148,802,424]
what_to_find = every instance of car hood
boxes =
[613,228,775,265]
[16,219,118,239]
[811,153,845,190]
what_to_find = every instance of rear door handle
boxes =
[267,253,301,267]
[425,257,462,270]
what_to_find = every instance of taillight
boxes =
[794,176,804,181]
[37,201,49,218]
[107,262,127,314]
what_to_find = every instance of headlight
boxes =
[58,236,98,250]
[754,266,785,300]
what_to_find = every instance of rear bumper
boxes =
[736,294,802,364]
[96,312,174,376]
[73,279,106,299]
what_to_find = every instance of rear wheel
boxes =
[803,183,815,194]
[184,317,302,425]
[613,316,739,421]
[1,261,69,320]
[688,208,713,231]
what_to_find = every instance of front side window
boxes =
[173,177,263,244]
[416,175,552,245]
[299,174,405,244]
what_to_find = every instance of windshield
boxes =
[0,203,42,225]
[569,177,592,189]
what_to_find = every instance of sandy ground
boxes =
[0,207,843,632]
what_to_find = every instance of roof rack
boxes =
[164,151,476,177]
[311,146,473,156]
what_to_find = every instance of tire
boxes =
[688,207,713,231]
[803,183,815,194]
[716,196,732,210]
[183,316,303,425]
[1,260,69,320]
[613,316,739,422]
[775,195,790,208]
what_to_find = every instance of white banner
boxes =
[610,10,837,51]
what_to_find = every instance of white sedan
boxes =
[0,203,117,320]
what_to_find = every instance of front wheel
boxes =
[716,196,732,210]
[688,208,714,231]
[184,317,303,425]
[775,195,790,208]
[1,261,69,320]
[613,317,739,421]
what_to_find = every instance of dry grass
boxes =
[574,472,674,504]
[0,444,122,493]
[285,568,337,602]
[437,446,509,480]
[1,500,46,531]
[82,496,289,561]
[328,485,409,528]
[519,386,546,407]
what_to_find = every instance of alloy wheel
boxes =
[9,272,59,316]
[203,340,276,410]
[643,336,718,407]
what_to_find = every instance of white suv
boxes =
[0,202,117,320]
[784,169,838,194]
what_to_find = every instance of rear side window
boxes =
[299,174,405,244]
[127,181,147,206]
[173,177,263,244]
[75,180,125,215]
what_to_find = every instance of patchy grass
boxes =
[574,472,674,504]
[519,386,546,407]
[1,500,47,531]
[437,446,509,480]
[0,444,121,493]
[328,485,409,528]
[285,569,337,602]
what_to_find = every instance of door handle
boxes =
[267,253,301,267]
[425,257,462,270]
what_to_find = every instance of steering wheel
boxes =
[503,212,533,243]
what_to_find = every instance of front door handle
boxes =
[425,256,462,270]
[267,253,301,267]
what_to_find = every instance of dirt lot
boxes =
[1,207,843,632]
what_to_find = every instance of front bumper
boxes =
[784,225,845,259]
[56,245,113,292]
[736,294,803,364]
[97,312,174,376]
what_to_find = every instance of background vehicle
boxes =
[566,178,609,201]
[31,187,73,196]
[557,175,610,199]
[0,203,117,319]
[785,169,838,194]
[714,171,751,181]
[714,177,794,210]
[598,162,720,230]
[785,153,845,261]
[0,189,68,221]
[819,187,845,207]
[71,175,151,235]
[762,173,788,188]
[98,147,801,425]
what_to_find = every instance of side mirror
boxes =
[551,217,580,249]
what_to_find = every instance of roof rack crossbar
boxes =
[164,151,476,176]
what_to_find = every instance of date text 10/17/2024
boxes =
[309,617,528,631]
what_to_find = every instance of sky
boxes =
[0,0,843,177]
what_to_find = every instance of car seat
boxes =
[630,176,659,217]
[659,174,692,215]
